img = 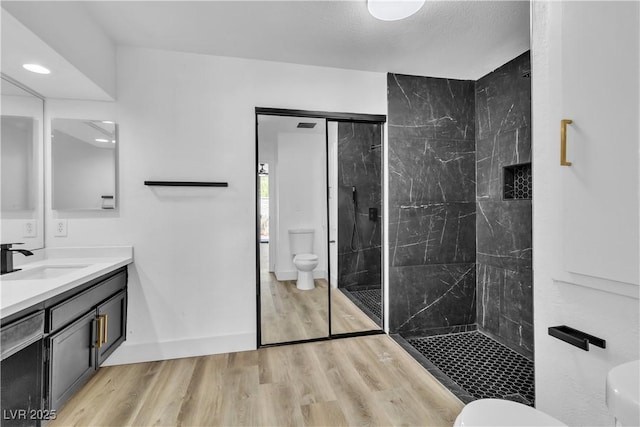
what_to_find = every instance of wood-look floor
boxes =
[260,244,381,344]
[261,274,381,344]
[51,334,463,426]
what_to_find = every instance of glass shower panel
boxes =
[329,121,384,334]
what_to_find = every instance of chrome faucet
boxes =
[1,243,34,275]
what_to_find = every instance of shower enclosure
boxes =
[388,52,534,405]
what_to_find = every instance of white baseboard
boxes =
[101,332,256,365]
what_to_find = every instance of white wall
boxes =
[3,1,117,99]
[532,1,639,425]
[274,132,327,280]
[50,46,385,364]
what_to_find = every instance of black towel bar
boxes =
[144,181,228,187]
[548,325,606,351]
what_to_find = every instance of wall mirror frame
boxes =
[255,107,386,347]
[51,118,118,211]
[1,74,45,250]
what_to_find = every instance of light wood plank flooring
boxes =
[260,243,381,344]
[261,273,381,344]
[51,334,463,426]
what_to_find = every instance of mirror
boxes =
[51,119,117,210]
[257,115,329,344]
[0,77,45,250]
[257,112,384,346]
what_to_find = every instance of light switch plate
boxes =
[23,220,37,237]
[54,219,67,237]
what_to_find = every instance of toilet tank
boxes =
[288,229,314,255]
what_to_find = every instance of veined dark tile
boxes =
[476,263,501,336]
[499,314,534,356]
[476,200,532,271]
[476,127,531,200]
[338,246,382,288]
[476,263,533,357]
[475,52,531,140]
[336,122,382,290]
[389,263,476,335]
[390,202,475,266]
[388,73,476,141]
[389,138,475,204]
[501,267,533,326]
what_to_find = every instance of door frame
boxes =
[255,107,386,348]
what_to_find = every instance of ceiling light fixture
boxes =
[95,138,110,143]
[22,63,51,75]
[368,0,425,21]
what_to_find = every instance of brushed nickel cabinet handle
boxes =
[561,119,573,166]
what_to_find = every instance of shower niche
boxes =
[503,163,532,200]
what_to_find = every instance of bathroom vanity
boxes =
[0,247,132,425]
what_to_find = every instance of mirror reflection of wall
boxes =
[0,77,45,250]
[51,119,117,210]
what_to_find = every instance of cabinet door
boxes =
[560,1,639,287]
[0,340,43,427]
[47,311,96,411]
[96,290,127,366]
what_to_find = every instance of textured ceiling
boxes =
[83,0,530,80]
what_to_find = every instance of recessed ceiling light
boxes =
[22,63,51,74]
[95,138,110,143]
[368,0,425,21]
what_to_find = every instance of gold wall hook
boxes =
[561,119,573,166]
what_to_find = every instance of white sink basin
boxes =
[3,265,89,280]
[606,360,640,426]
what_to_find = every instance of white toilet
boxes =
[454,399,567,427]
[288,229,318,290]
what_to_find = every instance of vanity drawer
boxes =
[1,310,45,360]
[49,271,126,332]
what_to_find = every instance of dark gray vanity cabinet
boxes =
[96,290,127,365]
[45,268,127,412]
[0,267,128,424]
[0,311,45,427]
[47,311,96,412]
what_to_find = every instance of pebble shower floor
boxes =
[407,331,535,405]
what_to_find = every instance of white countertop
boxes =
[1,246,133,319]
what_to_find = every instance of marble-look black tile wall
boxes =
[475,51,533,358]
[388,74,477,336]
[337,122,382,290]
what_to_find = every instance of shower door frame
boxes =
[255,107,387,348]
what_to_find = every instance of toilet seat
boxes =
[294,253,318,262]
[454,399,567,427]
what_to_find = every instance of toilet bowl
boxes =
[454,399,567,427]
[293,253,318,290]
[288,229,318,290]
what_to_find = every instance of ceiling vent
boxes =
[297,122,317,129]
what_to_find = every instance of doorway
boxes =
[255,108,386,347]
